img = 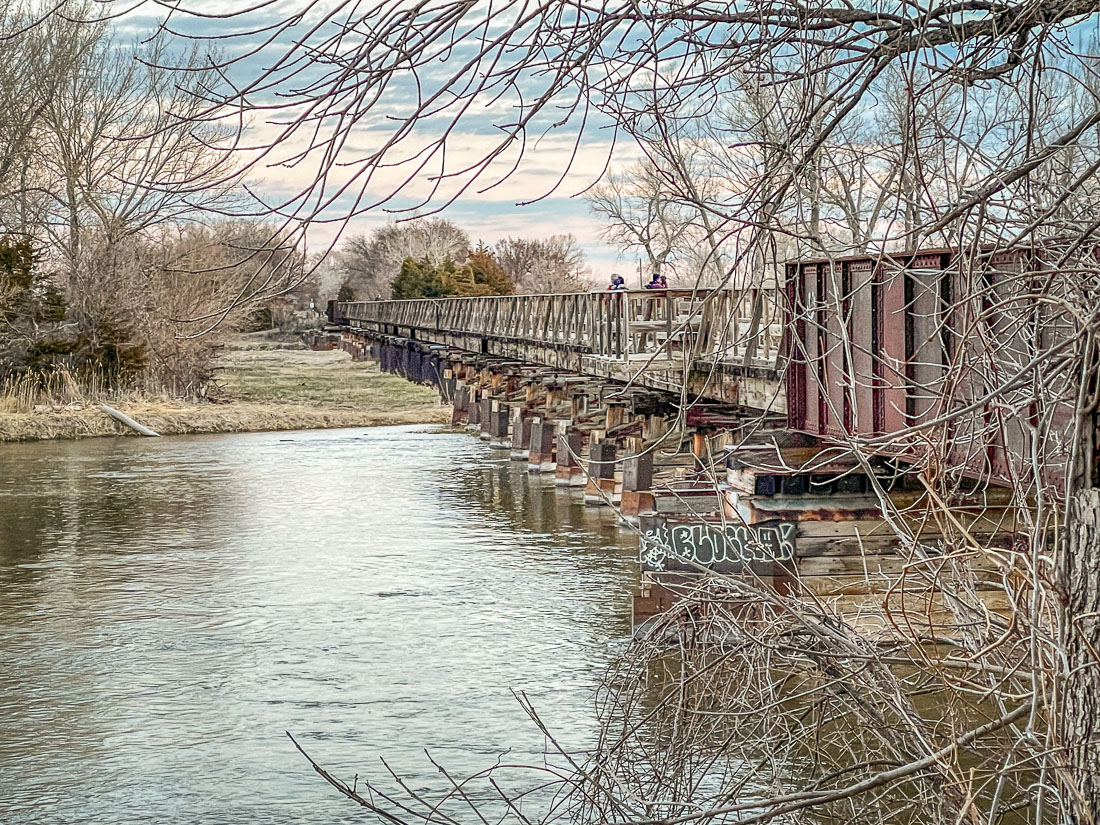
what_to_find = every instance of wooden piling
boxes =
[527,418,556,473]
[488,402,511,449]
[450,384,469,426]
[510,415,533,461]
[466,387,481,431]
[584,439,618,505]
[554,430,587,487]
[620,448,654,519]
[478,396,493,440]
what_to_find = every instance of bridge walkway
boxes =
[331,288,785,412]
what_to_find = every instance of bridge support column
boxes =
[642,414,670,442]
[584,439,618,506]
[488,402,511,449]
[570,392,588,421]
[421,352,437,386]
[606,403,626,432]
[527,418,556,473]
[478,396,493,441]
[692,431,718,472]
[554,430,586,487]
[450,384,469,426]
[545,387,566,416]
[510,414,533,461]
[441,366,456,403]
[620,442,654,520]
[466,387,482,432]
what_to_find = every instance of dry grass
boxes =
[0,369,87,414]
[0,336,448,442]
[214,344,442,411]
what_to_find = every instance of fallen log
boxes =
[96,403,160,437]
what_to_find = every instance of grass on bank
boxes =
[0,334,448,442]
[217,345,440,410]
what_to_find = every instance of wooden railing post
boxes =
[619,292,628,359]
[664,292,673,359]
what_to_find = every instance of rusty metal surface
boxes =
[785,246,1076,488]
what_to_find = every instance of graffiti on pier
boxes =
[640,516,795,573]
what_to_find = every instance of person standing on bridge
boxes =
[607,274,627,291]
[645,272,666,289]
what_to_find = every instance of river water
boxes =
[0,426,637,824]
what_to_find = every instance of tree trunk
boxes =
[1063,490,1100,824]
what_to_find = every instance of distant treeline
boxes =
[314,217,593,302]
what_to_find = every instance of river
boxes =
[0,426,637,824]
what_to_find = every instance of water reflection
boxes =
[0,427,636,824]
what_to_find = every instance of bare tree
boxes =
[0,1,97,238]
[307,252,349,305]
[493,234,592,293]
[586,160,695,279]
[337,218,470,300]
[0,12,280,390]
[34,32,237,261]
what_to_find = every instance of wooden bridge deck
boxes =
[331,289,785,410]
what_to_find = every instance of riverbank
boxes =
[0,334,448,443]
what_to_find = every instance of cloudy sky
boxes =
[117,1,640,280]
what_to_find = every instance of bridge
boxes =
[322,248,1065,628]
[331,288,785,410]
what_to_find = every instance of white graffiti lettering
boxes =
[640,519,795,571]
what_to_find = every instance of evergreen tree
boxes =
[466,245,513,295]
[389,249,513,298]
[0,236,67,379]
[391,257,449,298]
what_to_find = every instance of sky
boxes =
[112,1,640,282]
[87,0,1100,284]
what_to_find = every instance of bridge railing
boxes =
[334,288,782,370]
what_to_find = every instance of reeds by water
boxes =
[0,369,82,413]
[0,365,157,413]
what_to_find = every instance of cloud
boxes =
[107,3,644,277]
